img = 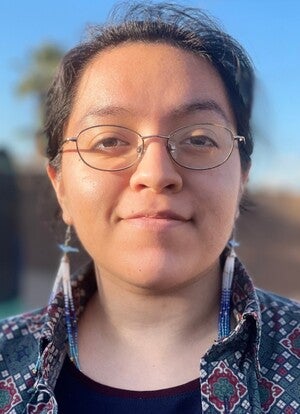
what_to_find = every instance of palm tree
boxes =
[17,43,64,155]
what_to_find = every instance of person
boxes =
[0,2,299,413]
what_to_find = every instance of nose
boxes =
[129,138,183,193]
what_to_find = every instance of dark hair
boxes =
[45,2,254,171]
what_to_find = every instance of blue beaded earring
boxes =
[218,237,238,339]
[50,225,80,368]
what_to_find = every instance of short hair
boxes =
[45,2,254,171]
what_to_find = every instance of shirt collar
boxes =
[231,257,262,375]
[36,257,262,389]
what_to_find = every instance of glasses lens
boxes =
[77,126,140,171]
[170,124,233,169]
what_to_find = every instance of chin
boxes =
[116,253,211,294]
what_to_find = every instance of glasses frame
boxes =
[60,123,245,172]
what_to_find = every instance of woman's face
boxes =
[49,43,248,292]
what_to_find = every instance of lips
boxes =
[122,209,190,222]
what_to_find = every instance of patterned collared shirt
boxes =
[0,259,299,413]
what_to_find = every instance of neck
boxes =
[81,261,221,350]
[77,261,222,389]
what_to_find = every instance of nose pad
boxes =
[129,140,183,193]
[136,144,144,157]
[167,140,177,158]
[136,138,176,160]
[137,138,176,165]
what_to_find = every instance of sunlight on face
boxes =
[49,43,247,292]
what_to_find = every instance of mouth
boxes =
[120,210,192,230]
[124,210,189,221]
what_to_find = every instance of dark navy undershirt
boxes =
[55,356,202,413]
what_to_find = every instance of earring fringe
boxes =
[218,238,238,339]
[50,225,80,369]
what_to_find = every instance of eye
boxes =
[94,137,129,150]
[180,133,218,150]
[79,126,138,158]
[185,135,216,147]
[87,135,132,154]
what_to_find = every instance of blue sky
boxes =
[1,0,300,192]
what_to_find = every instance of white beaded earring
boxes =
[50,225,80,368]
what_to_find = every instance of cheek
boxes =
[66,177,102,219]
[192,161,242,229]
[61,163,123,227]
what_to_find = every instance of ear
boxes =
[47,164,73,226]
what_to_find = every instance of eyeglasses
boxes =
[60,123,245,171]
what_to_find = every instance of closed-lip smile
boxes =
[123,210,190,222]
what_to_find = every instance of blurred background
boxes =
[1,0,299,318]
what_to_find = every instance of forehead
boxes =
[67,42,235,132]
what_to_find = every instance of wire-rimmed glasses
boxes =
[60,123,245,171]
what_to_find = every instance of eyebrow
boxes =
[78,106,131,125]
[170,100,230,122]
[79,99,230,125]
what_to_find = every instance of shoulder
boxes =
[256,289,299,340]
[256,290,300,370]
[0,309,48,411]
[0,307,48,340]
[0,308,47,377]
[255,290,300,405]
[256,288,300,326]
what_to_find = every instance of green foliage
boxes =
[17,43,64,100]
[16,43,64,155]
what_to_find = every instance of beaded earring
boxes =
[50,225,80,368]
[218,237,238,339]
